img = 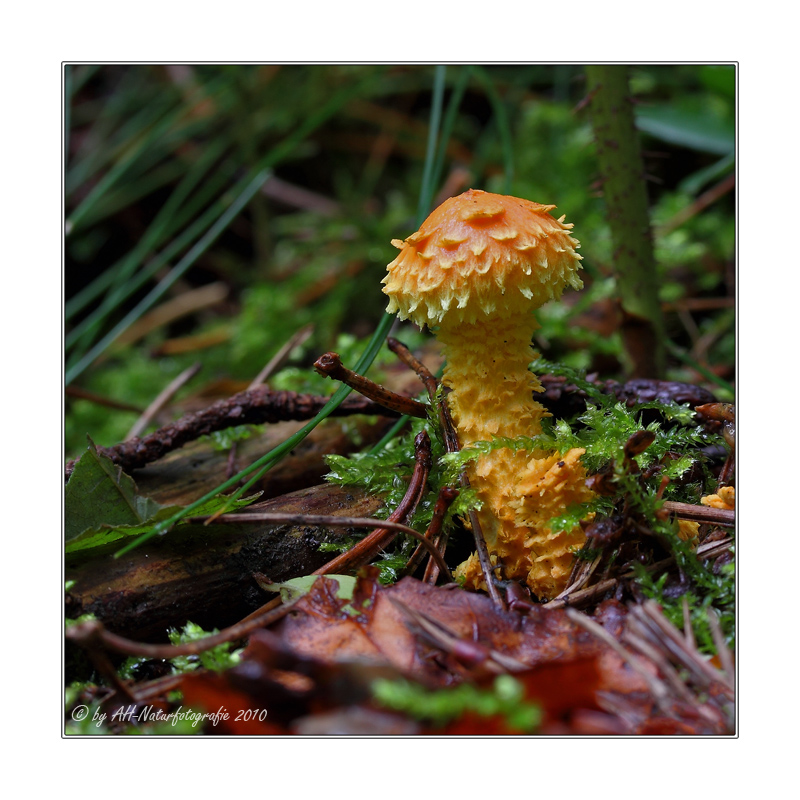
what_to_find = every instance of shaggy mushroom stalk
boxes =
[382,189,592,599]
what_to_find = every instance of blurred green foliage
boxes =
[65,64,735,457]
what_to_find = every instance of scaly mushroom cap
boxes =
[382,189,584,328]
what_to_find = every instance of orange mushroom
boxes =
[382,189,592,599]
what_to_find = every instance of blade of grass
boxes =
[666,340,735,398]
[66,99,190,233]
[66,69,161,194]
[429,66,470,199]
[66,70,229,198]
[65,167,273,385]
[370,416,412,454]
[416,65,447,223]
[470,65,514,193]
[65,138,228,335]
[76,118,228,232]
[66,187,230,364]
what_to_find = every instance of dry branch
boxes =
[65,386,398,481]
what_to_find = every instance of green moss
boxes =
[372,674,541,732]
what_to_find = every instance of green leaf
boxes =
[258,574,356,605]
[65,440,258,554]
[636,104,734,155]
[65,440,180,542]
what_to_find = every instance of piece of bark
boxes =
[131,417,392,507]
[65,484,383,642]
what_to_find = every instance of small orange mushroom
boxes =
[382,189,592,599]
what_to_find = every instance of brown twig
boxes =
[544,536,734,610]
[65,386,145,414]
[312,431,432,576]
[421,486,459,585]
[126,362,202,440]
[657,173,736,237]
[114,282,229,348]
[556,553,603,601]
[249,324,314,389]
[565,608,674,713]
[313,351,428,418]
[398,485,458,582]
[65,387,398,481]
[662,501,735,526]
[389,596,528,674]
[386,337,439,400]
[66,594,297,660]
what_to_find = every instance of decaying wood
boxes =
[65,483,383,641]
[536,375,718,420]
[130,417,391,507]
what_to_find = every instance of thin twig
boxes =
[706,606,735,686]
[312,431,432,576]
[314,351,428,418]
[115,282,229,348]
[556,554,603,600]
[249,324,314,389]
[66,594,298,660]
[657,173,736,236]
[662,501,735,526]
[544,537,734,610]
[65,385,145,414]
[565,608,673,713]
[397,485,457,582]
[386,337,439,400]
[544,577,619,610]
[126,362,202,440]
[421,486,459,585]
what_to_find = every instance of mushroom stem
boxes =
[438,315,546,445]
[440,316,590,599]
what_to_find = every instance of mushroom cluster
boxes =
[383,189,592,599]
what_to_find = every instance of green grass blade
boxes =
[65,140,228,335]
[66,105,184,234]
[470,66,514,193]
[429,67,470,200]
[666,341,735,398]
[416,65,447,222]
[65,168,272,384]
